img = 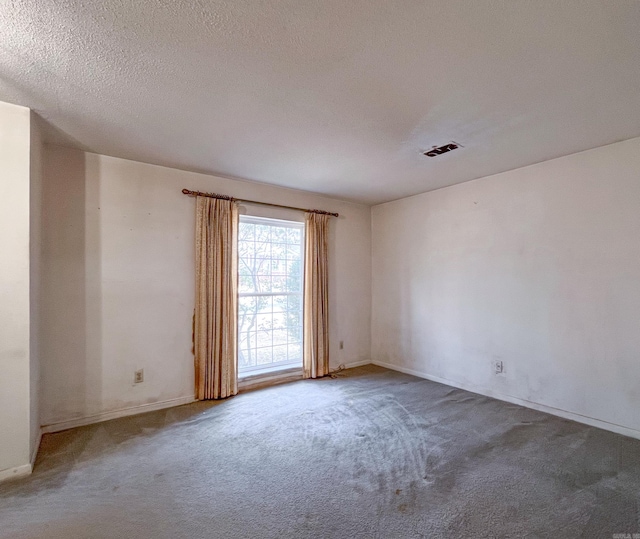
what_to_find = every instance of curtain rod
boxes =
[181,189,339,217]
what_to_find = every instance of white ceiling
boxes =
[1,1,639,205]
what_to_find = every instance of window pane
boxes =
[273,295,287,313]
[238,217,304,377]
[286,228,301,243]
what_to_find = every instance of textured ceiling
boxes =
[1,0,639,204]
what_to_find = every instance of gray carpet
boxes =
[1,365,639,538]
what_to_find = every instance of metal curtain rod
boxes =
[181,189,339,217]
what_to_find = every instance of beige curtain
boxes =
[303,212,330,379]
[194,196,238,399]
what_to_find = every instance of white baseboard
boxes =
[340,360,372,369]
[372,360,640,441]
[239,361,373,391]
[30,429,42,467]
[0,431,43,484]
[41,395,196,434]
[0,463,32,483]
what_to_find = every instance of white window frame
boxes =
[237,215,305,378]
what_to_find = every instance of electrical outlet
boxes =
[339,341,344,350]
[134,369,144,384]
[494,361,504,375]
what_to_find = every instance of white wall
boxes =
[29,113,43,460]
[372,137,640,437]
[42,146,371,427]
[0,101,31,478]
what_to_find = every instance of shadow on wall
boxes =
[41,148,103,426]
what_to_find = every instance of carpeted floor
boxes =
[1,365,639,538]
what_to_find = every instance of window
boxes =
[237,216,304,377]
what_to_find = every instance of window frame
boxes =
[236,214,305,378]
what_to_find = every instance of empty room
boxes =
[1,1,640,537]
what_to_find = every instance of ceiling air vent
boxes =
[423,141,462,157]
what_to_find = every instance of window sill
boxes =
[238,367,303,392]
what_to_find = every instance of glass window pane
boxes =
[287,343,302,361]
[237,217,304,377]
[286,228,301,243]
[272,295,287,313]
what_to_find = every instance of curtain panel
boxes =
[303,213,330,379]
[194,196,238,400]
